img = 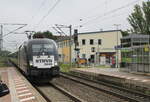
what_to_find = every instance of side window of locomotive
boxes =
[32,44,42,52]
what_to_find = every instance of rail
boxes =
[60,72,150,102]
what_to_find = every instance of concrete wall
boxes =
[57,30,122,65]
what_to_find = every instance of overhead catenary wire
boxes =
[27,0,48,26]
[0,23,27,26]
[79,0,142,27]
[3,27,25,34]
[83,9,131,29]
[33,0,61,30]
[3,24,27,37]
[62,0,110,25]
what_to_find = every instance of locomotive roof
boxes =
[27,38,55,44]
[20,39,56,48]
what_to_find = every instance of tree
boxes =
[127,1,150,34]
[0,50,11,57]
[33,31,58,40]
[121,30,130,36]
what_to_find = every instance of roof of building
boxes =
[121,34,150,39]
[78,30,121,35]
[56,36,71,42]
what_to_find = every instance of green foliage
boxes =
[33,31,58,40]
[8,51,18,58]
[0,50,15,67]
[121,30,129,36]
[60,64,71,72]
[127,1,150,34]
[0,50,11,57]
[0,56,9,67]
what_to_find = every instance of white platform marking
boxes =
[141,80,148,82]
[120,76,126,78]
[15,80,23,82]
[16,86,27,90]
[133,78,139,80]
[20,96,35,102]
[15,82,24,85]
[18,93,32,97]
[17,89,29,94]
[126,77,132,79]
[16,84,26,87]
[14,78,22,80]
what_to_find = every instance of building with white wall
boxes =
[57,30,122,67]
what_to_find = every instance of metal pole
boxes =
[0,25,3,51]
[114,24,120,68]
[69,25,72,68]
[149,28,150,73]
[117,29,119,68]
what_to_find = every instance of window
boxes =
[66,41,68,46]
[60,43,62,48]
[32,44,43,52]
[59,54,61,58]
[82,54,86,58]
[98,39,102,45]
[82,39,86,45]
[91,47,95,52]
[90,39,94,45]
[32,44,54,53]
[63,42,65,47]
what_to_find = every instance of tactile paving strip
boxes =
[11,69,37,102]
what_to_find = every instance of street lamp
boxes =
[114,24,121,68]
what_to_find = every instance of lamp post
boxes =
[114,24,121,68]
[0,25,3,51]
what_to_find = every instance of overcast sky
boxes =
[0,0,147,52]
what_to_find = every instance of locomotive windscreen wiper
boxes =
[37,48,48,56]
[37,48,43,57]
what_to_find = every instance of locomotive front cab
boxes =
[27,39,60,79]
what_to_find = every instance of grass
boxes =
[73,64,111,68]
[60,63,111,72]
[0,56,16,67]
[9,58,17,64]
[60,64,71,72]
[145,90,150,95]
[0,56,8,67]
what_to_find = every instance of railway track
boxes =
[9,60,84,102]
[60,72,150,102]
[10,60,150,102]
[34,83,84,102]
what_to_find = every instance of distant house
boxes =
[57,36,72,63]
[57,30,122,67]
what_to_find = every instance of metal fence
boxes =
[121,45,150,73]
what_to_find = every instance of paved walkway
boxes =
[0,67,47,102]
[72,68,150,87]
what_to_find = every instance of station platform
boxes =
[0,67,47,102]
[71,68,150,94]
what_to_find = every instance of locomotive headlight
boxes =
[54,61,58,66]
[29,61,33,66]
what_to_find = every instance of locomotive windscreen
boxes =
[32,43,55,54]
[31,43,57,68]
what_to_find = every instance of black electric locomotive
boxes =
[18,39,60,81]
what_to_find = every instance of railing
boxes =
[121,45,150,73]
